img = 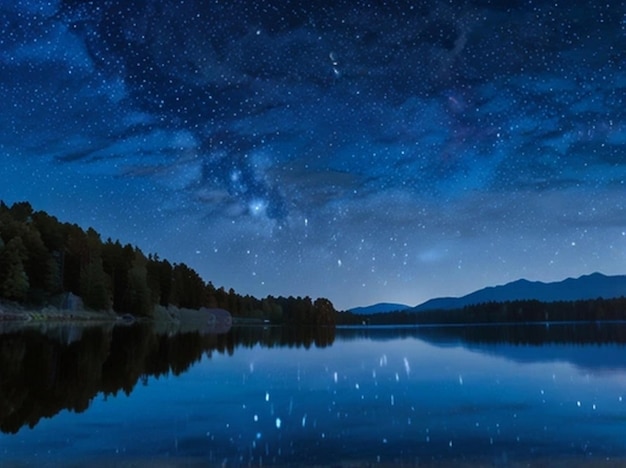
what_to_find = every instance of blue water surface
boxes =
[2,324,626,466]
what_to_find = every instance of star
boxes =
[0,0,624,310]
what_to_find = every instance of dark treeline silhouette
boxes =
[0,323,334,434]
[337,297,626,325]
[0,201,336,325]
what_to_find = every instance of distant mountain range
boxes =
[349,303,411,315]
[349,273,626,315]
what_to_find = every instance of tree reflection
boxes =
[0,324,334,434]
[336,322,626,346]
[412,322,626,346]
[8,322,621,435]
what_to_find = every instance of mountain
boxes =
[349,302,410,315]
[412,272,626,312]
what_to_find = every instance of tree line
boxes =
[0,201,336,325]
[337,297,626,325]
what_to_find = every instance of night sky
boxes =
[1,1,625,310]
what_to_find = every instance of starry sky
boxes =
[1,0,625,310]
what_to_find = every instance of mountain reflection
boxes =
[337,323,626,373]
[413,323,626,374]
[0,324,335,434]
[336,322,626,345]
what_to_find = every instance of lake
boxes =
[2,322,626,466]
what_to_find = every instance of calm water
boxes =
[2,323,626,466]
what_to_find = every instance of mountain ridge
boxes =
[412,272,626,312]
[350,273,626,314]
[349,302,411,315]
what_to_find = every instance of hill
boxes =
[349,302,410,315]
[412,272,626,312]
[0,200,338,326]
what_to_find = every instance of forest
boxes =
[337,296,626,325]
[0,201,336,326]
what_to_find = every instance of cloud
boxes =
[3,0,626,308]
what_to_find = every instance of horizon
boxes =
[3,198,621,311]
[348,270,623,310]
[2,1,625,311]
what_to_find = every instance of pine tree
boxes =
[0,237,30,300]
[80,257,111,311]
[313,297,336,326]
[124,249,152,317]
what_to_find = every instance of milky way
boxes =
[1,0,625,309]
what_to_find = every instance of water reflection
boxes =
[341,323,626,372]
[2,323,626,466]
[413,323,626,373]
[0,323,333,435]
[337,322,626,345]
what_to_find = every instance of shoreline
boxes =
[0,300,232,335]
[0,301,118,323]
